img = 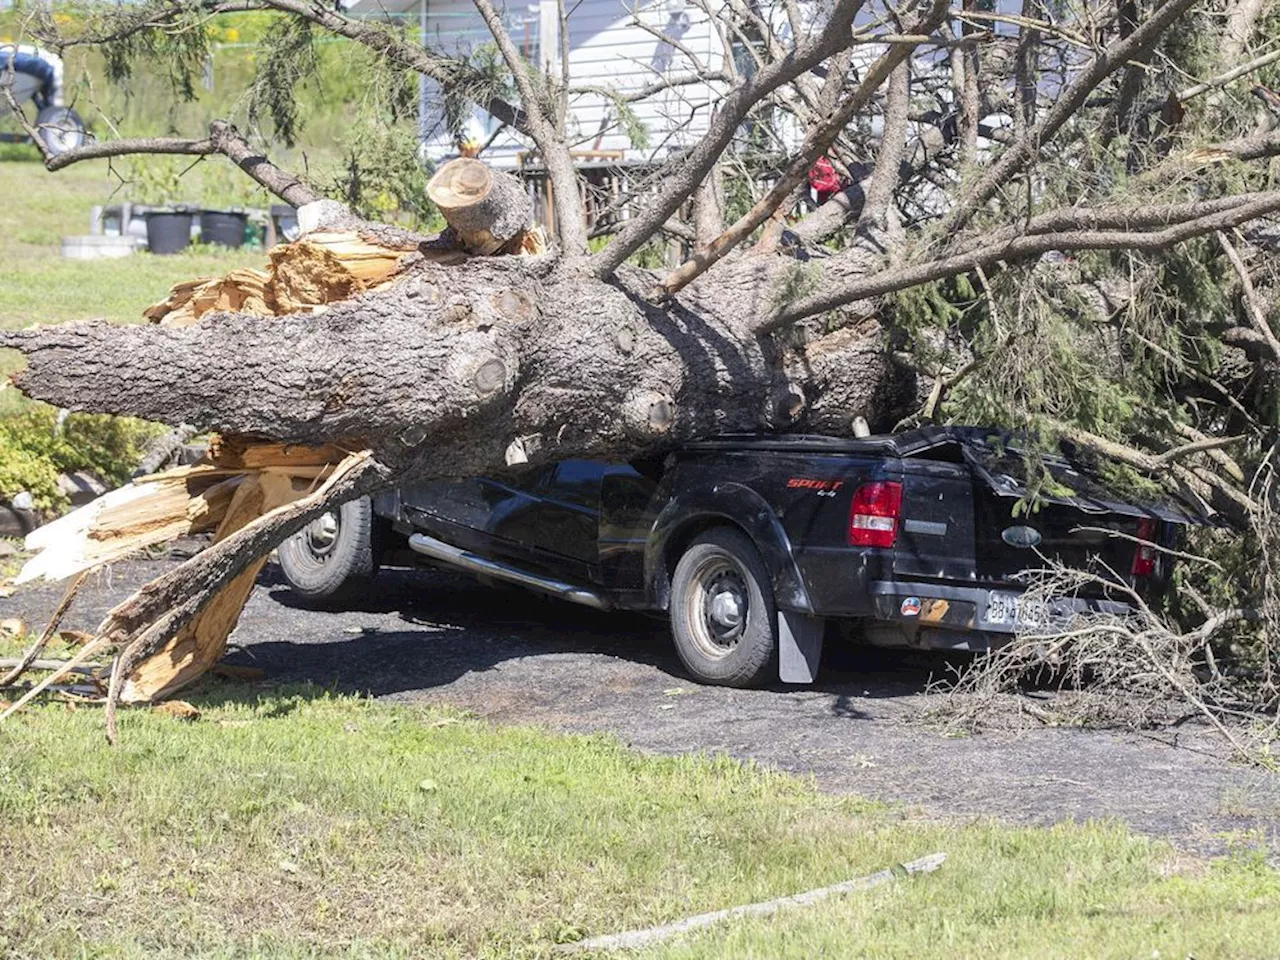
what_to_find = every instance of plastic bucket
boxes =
[199,210,248,248]
[145,211,194,255]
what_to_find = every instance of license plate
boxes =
[984,591,1045,629]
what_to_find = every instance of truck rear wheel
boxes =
[670,528,777,687]
[277,496,378,605]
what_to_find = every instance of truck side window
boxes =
[601,466,656,529]
[545,460,607,510]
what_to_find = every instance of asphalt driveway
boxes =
[9,554,1279,858]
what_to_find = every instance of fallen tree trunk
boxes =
[3,248,901,475]
[0,161,902,720]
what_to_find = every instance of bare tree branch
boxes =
[471,0,588,256]
[1217,229,1280,363]
[588,0,870,279]
[570,70,731,105]
[940,0,1200,237]
[1176,47,1280,103]
[1185,128,1280,163]
[2,83,319,206]
[860,59,912,229]
[653,0,947,299]
[770,190,1280,332]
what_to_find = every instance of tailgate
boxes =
[893,460,977,581]
[972,491,1153,588]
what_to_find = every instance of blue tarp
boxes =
[0,51,57,108]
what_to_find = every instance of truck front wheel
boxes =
[669,528,777,687]
[277,496,378,605]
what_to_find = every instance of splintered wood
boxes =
[13,437,364,703]
[144,232,418,327]
[120,468,305,703]
[4,186,554,720]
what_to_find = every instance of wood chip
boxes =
[154,700,201,721]
[206,435,354,470]
[144,232,415,326]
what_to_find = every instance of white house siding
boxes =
[350,0,729,169]
[555,0,727,166]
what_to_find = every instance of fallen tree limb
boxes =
[0,637,110,724]
[2,86,321,207]
[133,424,197,478]
[0,658,104,677]
[119,469,316,703]
[557,852,947,953]
[0,571,86,687]
[102,451,381,741]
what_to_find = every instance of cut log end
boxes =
[428,157,495,207]
[623,389,676,439]
[427,158,534,256]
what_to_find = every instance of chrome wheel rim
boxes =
[305,510,340,558]
[685,556,748,659]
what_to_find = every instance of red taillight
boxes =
[1132,518,1158,577]
[849,481,902,548]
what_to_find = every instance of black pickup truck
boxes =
[278,427,1202,687]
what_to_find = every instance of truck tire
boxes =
[670,527,777,687]
[277,496,378,605]
[35,105,86,156]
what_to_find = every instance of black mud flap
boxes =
[779,610,824,683]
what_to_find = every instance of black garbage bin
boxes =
[145,210,194,255]
[199,210,248,248]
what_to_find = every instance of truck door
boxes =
[529,460,606,580]
[400,474,543,565]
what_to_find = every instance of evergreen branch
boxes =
[768,191,1280,330]
[34,0,529,135]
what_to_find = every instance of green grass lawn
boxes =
[0,155,264,330]
[0,154,265,411]
[0,680,1277,960]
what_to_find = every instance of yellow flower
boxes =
[225,27,240,42]
[54,13,73,24]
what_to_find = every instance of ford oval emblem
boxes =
[1001,525,1042,549]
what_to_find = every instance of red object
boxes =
[849,481,903,548]
[808,156,844,203]
[1132,518,1158,577]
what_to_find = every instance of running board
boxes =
[407,533,613,611]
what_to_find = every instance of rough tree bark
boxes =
[2,229,903,475]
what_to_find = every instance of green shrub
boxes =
[0,406,165,513]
